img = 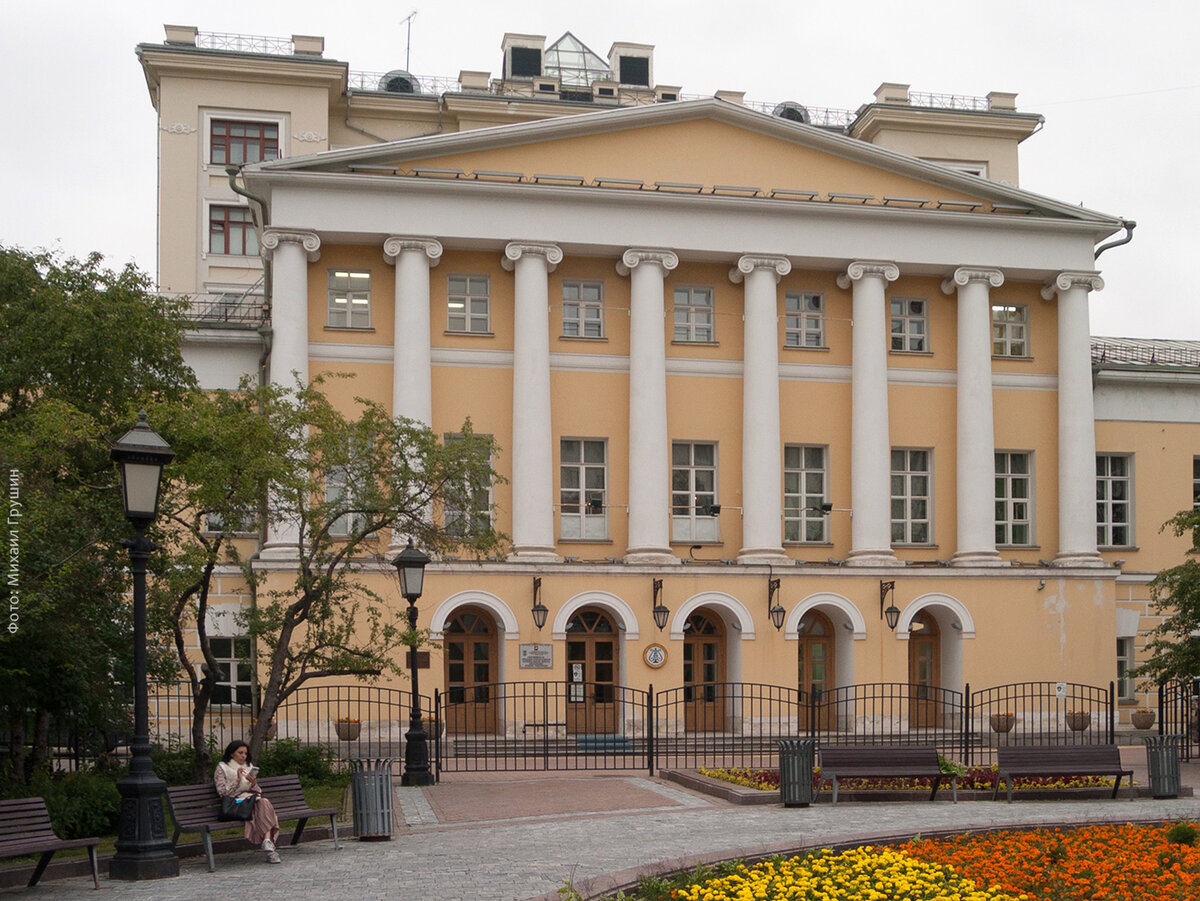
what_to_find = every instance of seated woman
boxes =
[214,740,282,864]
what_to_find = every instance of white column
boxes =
[384,236,442,426]
[617,248,680,564]
[837,261,900,565]
[1043,270,1106,567]
[260,228,320,561]
[731,254,790,564]
[503,242,562,562]
[942,267,1005,567]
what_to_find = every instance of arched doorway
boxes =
[798,610,836,730]
[443,606,498,734]
[908,610,941,728]
[565,607,619,734]
[683,609,726,732]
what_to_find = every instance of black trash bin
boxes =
[1144,735,1183,799]
[777,738,816,807]
[349,757,395,840]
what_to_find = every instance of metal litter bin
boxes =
[349,758,395,840]
[777,738,816,807]
[1144,735,1183,799]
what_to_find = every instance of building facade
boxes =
[137,25,1194,739]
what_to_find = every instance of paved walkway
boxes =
[8,750,1200,899]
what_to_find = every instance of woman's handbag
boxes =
[219,793,258,821]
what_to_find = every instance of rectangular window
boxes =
[783,445,828,542]
[208,205,257,256]
[326,467,366,538]
[203,509,257,535]
[1096,454,1132,547]
[673,287,715,342]
[890,297,928,352]
[672,441,718,541]
[444,434,493,537]
[1116,637,1136,702]
[891,448,932,544]
[210,119,279,166]
[327,270,371,329]
[560,439,607,539]
[447,276,491,333]
[562,281,604,338]
[995,452,1033,546]
[209,637,252,706]
[784,292,825,348]
[992,304,1029,357]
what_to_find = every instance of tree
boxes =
[239,379,504,757]
[1131,508,1200,686]
[0,246,195,780]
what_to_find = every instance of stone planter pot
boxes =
[1066,712,1091,732]
[335,720,362,741]
[989,713,1015,733]
[1131,710,1156,730]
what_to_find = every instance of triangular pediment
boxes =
[257,99,1120,225]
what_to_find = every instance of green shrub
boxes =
[31,772,121,839]
[150,740,203,786]
[255,739,346,787]
[1165,822,1198,846]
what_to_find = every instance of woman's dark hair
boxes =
[221,740,251,764]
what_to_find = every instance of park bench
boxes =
[818,745,956,805]
[166,773,341,871]
[994,744,1134,802]
[0,796,100,889]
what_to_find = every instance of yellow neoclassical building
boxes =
[137,25,1198,754]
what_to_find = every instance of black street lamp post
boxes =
[393,540,433,786]
[109,413,180,880]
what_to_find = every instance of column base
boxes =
[623,548,681,565]
[846,548,899,566]
[507,546,561,563]
[737,548,790,565]
[1052,551,1109,568]
[950,550,1007,567]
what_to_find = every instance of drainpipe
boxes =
[1095,219,1136,260]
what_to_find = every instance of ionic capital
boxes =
[384,236,443,267]
[616,248,679,277]
[940,267,1004,295]
[261,229,321,262]
[836,260,899,290]
[502,242,563,272]
[729,254,791,285]
[1041,270,1105,300]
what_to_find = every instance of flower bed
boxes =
[698,765,1116,793]
[657,823,1200,901]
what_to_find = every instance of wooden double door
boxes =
[683,610,727,732]
[798,611,835,730]
[443,607,497,734]
[566,608,619,734]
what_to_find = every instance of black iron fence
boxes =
[1160,678,1198,761]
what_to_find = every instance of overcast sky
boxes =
[3,1,1197,338]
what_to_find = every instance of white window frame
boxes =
[891,448,932,544]
[890,297,928,352]
[1116,636,1136,702]
[200,109,288,173]
[995,451,1033,547]
[1096,453,1133,547]
[672,441,719,542]
[444,433,494,537]
[326,467,366,538]
[784,292,825,348]
[207,636,253,706]
[562,280,605,338]
[560,438,608,540]
[447,275,491,334]
[673,286,715,343]
[327,269,372,329]
[783,445,828,542]
[992,304,1029,357]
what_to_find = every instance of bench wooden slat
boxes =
[0,797,100,889]
[816,745,955,805]
[165,773,341,871]
[995,745,1134,802]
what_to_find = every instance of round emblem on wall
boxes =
[643,643,667,669]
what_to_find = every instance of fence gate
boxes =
[1159,679,1198,762]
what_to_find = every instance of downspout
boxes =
[1095,219,1136,260]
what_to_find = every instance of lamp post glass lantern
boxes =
[109,413,180,880]
[393,541,433,786]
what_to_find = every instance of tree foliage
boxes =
[1131,508,1200,685]
[0,246,194,781]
